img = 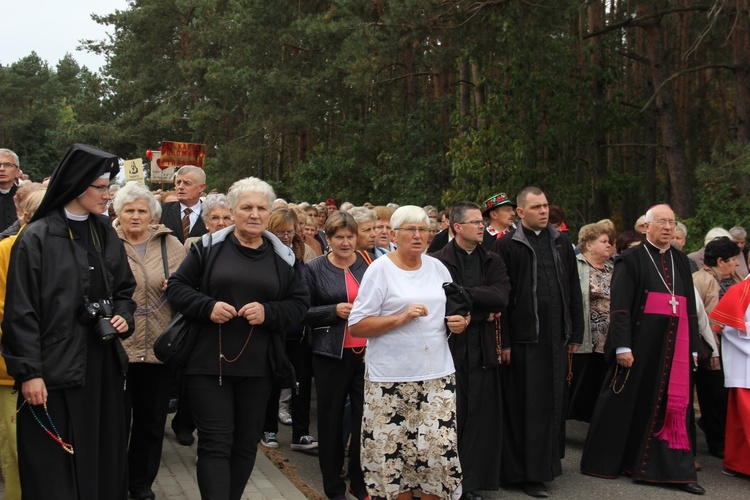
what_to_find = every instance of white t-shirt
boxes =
[348,255,455,382]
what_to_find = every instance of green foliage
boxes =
[682,142,750,253]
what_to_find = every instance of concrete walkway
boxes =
[155,427,307,500]
[0,420,308,500]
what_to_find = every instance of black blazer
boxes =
[161,201,208,243]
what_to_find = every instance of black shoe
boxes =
[461,492,483,500]
[167,398,178,414]
[522,482,549,498]
[131,489,156,500]
[679,483,705,495]
[172,426,195,446]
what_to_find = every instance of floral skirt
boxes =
[360,374,462,499]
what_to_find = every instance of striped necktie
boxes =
[182,207,192,241]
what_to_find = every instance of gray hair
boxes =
[340,201,354,212]
[227,177,276,209]
[0,148,19,168]
[114,181,161,218]
[644,205,673,223]
[202,193,231,224]
[175,165,206,184]
[386,203,400,211]
[674,221,688,237]
[348,206,377,225]
[273,198,288,208]
[391,205,429,230]
[729,226,747,240]
[704,227,732,246]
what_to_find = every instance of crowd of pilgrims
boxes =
[0,144,748,500]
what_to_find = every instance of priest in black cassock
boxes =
[580,204,705,495]
[433,202,510,500]
[491,187,583,498]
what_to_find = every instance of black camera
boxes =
[82,299,118,343]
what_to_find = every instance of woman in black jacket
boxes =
[166,177,309,500]
[305,212,369,500]
[2,144,137,500]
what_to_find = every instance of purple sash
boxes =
[644,291,691,451]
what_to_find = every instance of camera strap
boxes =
[66,217,114,303]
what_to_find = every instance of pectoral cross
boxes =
[669,295,678,315]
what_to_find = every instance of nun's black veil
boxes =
[31,143,120,223]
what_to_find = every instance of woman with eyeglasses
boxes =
[184,193,233,250]
[258,208,318,452]
[2,144,137,499]
[349,206,469,500]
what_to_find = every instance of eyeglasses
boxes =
[457,220,485,227]
[395,226,429,235]
[652,219,676,227]
[0,162,18,169]
[274,230,295,238]
[208,215,234,223]
[89,184,110,194]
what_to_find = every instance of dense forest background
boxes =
[2,0,750,249]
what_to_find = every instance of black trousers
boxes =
[695,366,727,455]
[171,367,195,433]
[313,349,367,499]
[188,374,272,500]
[124,362,175,494]
[262,338,315,441]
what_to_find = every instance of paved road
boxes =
[273,389,749,499]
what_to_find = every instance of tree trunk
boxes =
[588,0,610,220]
[637,2,694,217]
[459,57,471,131]
[732,0,750,143]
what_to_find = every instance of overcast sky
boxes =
[1,0,130,72]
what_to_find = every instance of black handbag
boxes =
[443,281,472,317]
[153,235,208,367]
[153,312,193,367]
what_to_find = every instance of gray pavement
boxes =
[155,416,307,500]
[272,398,750,500]
[0,413,308,500]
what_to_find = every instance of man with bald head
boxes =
[581,204,705,495]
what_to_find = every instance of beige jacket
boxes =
[117,225,187,363]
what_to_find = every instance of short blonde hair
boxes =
[227,177,276,209]
[578,222,611,253]
[391,206,429,230]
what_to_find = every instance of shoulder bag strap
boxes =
[161,235,170,280]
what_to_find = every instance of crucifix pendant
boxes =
[669,295,678,314]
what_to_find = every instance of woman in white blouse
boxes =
[349,206,469,500]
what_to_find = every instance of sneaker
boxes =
[346,487,370,500]
[278,407,293,426]
[260,431,279,448]
[290,435,318,451]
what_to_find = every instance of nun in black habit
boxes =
[1,144,137,499]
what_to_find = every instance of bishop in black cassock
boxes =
[581,204,704,495]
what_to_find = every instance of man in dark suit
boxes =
[161,165,208,244]
[161,164,207,447]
